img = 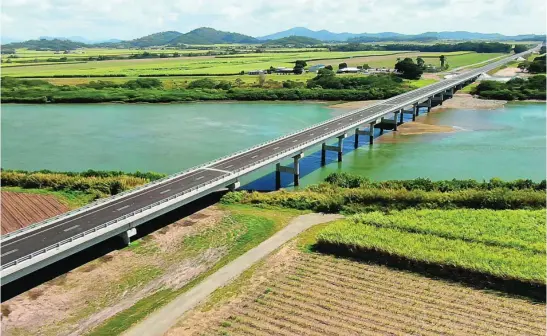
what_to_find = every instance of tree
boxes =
[513,45,528,53]
[518,61,530,71]
[293,65,304,74]
[362,64,371,70]
[416,57,425,69]
[540,46,546,54]
[325,65,333,71]
[338,62,348,70]
[439,55,446,69]
[187,78,217,89]
[173,52,181,57]
[295,60,307,68]
[234,78,243,87]
[394,58,423,79]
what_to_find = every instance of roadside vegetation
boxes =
[222,173,546,213]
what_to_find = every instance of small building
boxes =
[275,67,294,74]
[337,67,361,74]
[248,70,264,75]
[516,56,526,61]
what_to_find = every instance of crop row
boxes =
[210,252,545,336]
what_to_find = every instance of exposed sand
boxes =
[435,93,507,109]
[328,100,383,110]
[493,66,527,77]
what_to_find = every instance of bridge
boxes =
[0,47,538,285]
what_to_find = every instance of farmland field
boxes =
[0,50,504,77]
[1,191,69,234]
[169,242,546,336]
[317,209,546,284]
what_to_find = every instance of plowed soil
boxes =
[170,247,546,336]
[1,191,69,235]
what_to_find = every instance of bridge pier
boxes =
[432,93,444,106]
[321,133,347,165]
[377,111,400,132]
[275,153,304,189]
[417,98,432,113]
[444,88,454,98]
[354,122,375,148]
[120,228,137,245]
[402,104,418,121]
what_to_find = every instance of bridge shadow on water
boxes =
[1,192,227,302]
[241,110,419,191]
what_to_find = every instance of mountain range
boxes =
[2,27,545,49]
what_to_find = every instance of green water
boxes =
[2,102,545,189]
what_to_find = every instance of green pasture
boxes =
[1,49,503,78]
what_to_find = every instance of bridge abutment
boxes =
[120,228,137,245]
[275,152,304,189]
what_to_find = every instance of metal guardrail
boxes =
[1,48,535,270]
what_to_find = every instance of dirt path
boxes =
[123,213,342,336]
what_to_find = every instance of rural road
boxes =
[123,212,343,336]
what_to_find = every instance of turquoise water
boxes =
[2,102,545,190]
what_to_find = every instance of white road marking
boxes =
[309,133,314,136]
[292,139,298,142]
[160,189,171,194]
[196,176,205,181]
[3,169,208,247]
[251,155,258,159]
[324,127,329,130]
[273,146,279,150]
[116,205,130,211]
[63,225,80,232]
[1,249,18,257]
[223,165,233,169]
[203,167,232,174]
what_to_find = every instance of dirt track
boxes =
[1,192,69,235]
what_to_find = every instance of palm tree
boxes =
[439,55,446,69]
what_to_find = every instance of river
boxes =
[2,102,545,190]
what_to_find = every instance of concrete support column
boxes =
[369,122,375,145]
[399,108,404,124]
[413,103,418,121]
[393,111,400,131]
[321,133,346,165]
[120,228,137,245]
[354,127,372,149]
[275,153,304,189]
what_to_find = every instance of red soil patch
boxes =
[1,192,69,235]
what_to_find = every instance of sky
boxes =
[1,0,546,41]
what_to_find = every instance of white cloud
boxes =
[1,0,545,40]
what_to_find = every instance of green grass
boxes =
[86,205,302,336]
[406,78,438,88]
[316,209,545,284]
[1,186,95,209]
[350,209,545,253]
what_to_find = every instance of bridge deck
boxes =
[0,48,536,269]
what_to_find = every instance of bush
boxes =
[188,78,217,89]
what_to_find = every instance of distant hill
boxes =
[123,31,183,47]
[258,27,361,41]
[169,27,259,45]
[260,27,546,42]
[2,38,89,50]
[262,36,323,46]
[38,36,122,44]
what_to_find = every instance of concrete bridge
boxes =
[0,47,538,285]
